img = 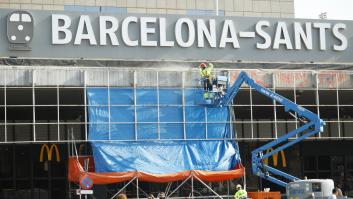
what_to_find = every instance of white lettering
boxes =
[273,22,293,50]
[74,15,97,45]
[99,16,119,46]
[294,22,312,50]
[140,17,157,47]
[255,20,271,49]
[313,23,331,50]
[197,19,216,48]
[52,14,72,44]
[175,18,195,48]
[219,20,239,48]
[159,18,174,47]
[122,16,138,46]
[332,23,348,51]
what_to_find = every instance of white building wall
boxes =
[0,0,294,18]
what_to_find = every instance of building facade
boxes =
[0,1,353,199]
[0,0,294,18]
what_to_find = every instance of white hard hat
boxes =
[236,184,242,189]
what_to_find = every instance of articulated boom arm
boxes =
[221,71,325,187]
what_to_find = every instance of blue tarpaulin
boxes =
[87,88,241,173]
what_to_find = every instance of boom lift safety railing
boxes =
[213,71,325,187]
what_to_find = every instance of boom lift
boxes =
[204,71,325,187]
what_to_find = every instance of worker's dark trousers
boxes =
[203,78,212,91]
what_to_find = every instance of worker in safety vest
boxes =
[234,184,247,199]
[199,62,214,98]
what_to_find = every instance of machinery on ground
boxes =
[287,179,334,199]
[202,71,335,198]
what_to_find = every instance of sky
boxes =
[295,0,353,20]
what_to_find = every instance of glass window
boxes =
[276,121,287,137]
[35,124,58,141]
[321,122,340,138]
[340,106,353,121]
[9,13,20,21]
[235,122,244,138]
[7,107,33,122]
[255,121,273,138]
[318,156,330,170]
[0,146,13,178]
[331,156,344,171]
[7,124,33,142]
[318,90,337,105]
[233,106,251,120]
[0,88,4,105]
[275,90,295,101]
[52,180,67,199]
[6,88,32,105]
[33,180,49,198]
[276,106,296,121]
[319,106,338,120]
[36,106,58,121]
[252,106,274,120]
[295,90,316,105]
[342,122,353,137]
[243,122,252,139]
[347,156,353,170]
[34,145,48,177]
[21,14,31,22]
[59,106,84,122]
[35,88,57,105]
[59,124,84,141]
[339,90,353,105]
[304,156,316,170]
[59,88,84,105]
[50,145,66,177]
[0,125,5,142]
[233,89,250,105]
[251,89,274,105]
[15,145,31,178]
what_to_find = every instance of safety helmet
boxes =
[236,184,242,190]
[199,62,207,68]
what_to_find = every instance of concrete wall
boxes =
[0,0,294,18]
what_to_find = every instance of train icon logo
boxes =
[7,10,34,51]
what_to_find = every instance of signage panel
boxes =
[0,9,352,63]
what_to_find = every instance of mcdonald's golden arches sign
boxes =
[263,147,286,167]
[39,144,60,162]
